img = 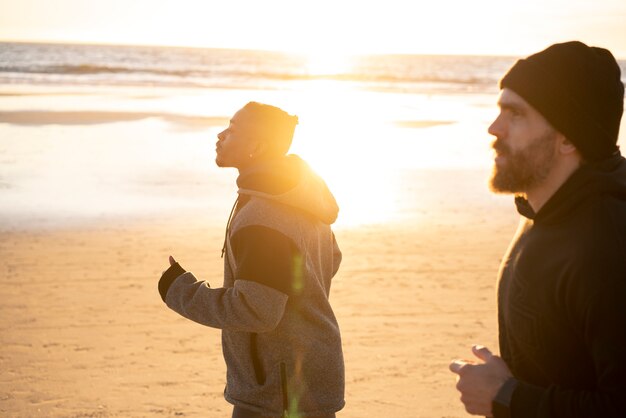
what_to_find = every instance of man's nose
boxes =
[488,114,504,139]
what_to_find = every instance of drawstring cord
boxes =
[221,195,240,258]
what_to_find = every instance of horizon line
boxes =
[0,37,526,60]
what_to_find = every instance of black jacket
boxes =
[497,152,626,417]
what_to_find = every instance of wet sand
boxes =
[0,110,229,128]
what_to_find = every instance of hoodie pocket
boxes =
[250,333,266,385]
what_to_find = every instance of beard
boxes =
[490,129,558,194]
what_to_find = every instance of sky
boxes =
[1,0,625,58]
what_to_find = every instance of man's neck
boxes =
[236,155,285,175]
[525,159,581,213]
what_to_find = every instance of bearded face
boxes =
[490,129,558,194]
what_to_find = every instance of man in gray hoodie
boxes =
[158,102,344,418]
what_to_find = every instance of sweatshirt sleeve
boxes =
[160,225,298,332]
[165,274,288,332]
[158,262,187,302]
[230,225,302,295]
[504,271,626,417]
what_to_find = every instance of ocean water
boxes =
[0,42,624,229]
[0,42,517,93]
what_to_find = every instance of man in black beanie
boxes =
[450,41,626,417]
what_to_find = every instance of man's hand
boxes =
[162,255,177,275]
[449,345,513,416]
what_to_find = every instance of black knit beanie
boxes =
[500,41,624,162]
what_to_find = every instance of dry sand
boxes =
[0,187,519,417]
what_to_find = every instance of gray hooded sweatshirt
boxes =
[158,155,344,417]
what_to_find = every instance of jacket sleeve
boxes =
[158,262,186,302]
[504,269,626,417]
[165,274,288,332]
[158,225,298,332]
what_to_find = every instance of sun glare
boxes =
[304,52,354,77]
[286,75,405,226]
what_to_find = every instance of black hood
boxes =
[515,151,626,223]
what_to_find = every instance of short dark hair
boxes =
[242,102,299,156]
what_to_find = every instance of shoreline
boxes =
[0,109,458,132]
[0,166,515,233]
[0,110,230,128]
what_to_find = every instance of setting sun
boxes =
[305,52,354,77]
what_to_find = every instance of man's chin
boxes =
[489,182,514,194]
[215,160,238,169]
[489,169,517,194]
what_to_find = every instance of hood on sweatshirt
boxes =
[236,154,339,225]
[515,151,626,223]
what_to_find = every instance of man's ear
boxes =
[558,134,578,156]
[250,139,269,158]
